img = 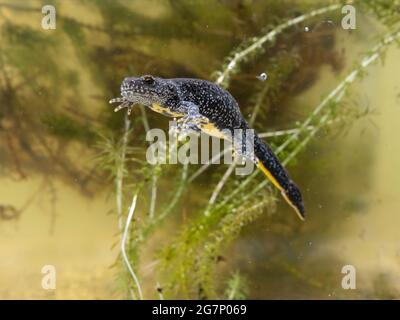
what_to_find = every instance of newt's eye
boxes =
[143,75,155,85]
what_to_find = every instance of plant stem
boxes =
[204,163,236,216]
[121,193,143,300]
[249,83,269,126]
[116,113,131,230]
[149,174,158,219]
[140,105,159,219]
[158,162,188,221]
[188,148,231,183]
[258,119,341,138]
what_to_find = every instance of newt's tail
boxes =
[254,134,305,221]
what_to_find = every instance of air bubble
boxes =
[256,72,268,81]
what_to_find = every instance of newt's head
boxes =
[120,75,178,106]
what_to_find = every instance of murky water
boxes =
[0,177,119,299]
[0,1,399,299]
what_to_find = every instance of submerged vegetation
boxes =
[1,0,400,299]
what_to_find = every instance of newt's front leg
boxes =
[109,97,135,115]
[175,101,209,126]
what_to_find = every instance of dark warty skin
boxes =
[110,75,305,220]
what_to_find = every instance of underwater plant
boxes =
[1,0,399,299]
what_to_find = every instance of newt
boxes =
[110,75,305,220]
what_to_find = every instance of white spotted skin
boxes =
[117,75,305,220]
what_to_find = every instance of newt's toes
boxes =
[109,97,125,104]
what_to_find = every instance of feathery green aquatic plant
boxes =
[157,26,400,301]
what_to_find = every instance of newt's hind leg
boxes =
[174,101,209,127]
[169,119,202,142]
